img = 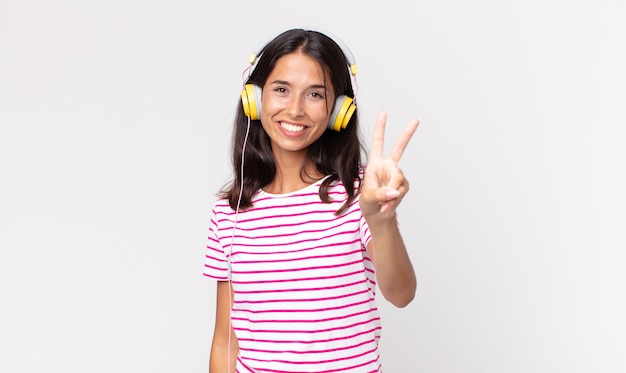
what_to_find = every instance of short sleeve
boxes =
[360,214,372,250]
[356,168,372,250]
[203,207,229,281]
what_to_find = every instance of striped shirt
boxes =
[203,175,383,373]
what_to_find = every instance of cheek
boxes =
[259,95,278,124]
[260,92,273,115]
[310,101,332,124]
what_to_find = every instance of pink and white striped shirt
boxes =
[204,175,383,373]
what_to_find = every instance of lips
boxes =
[280,122,305,133]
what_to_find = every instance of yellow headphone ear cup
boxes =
[241,84,262,120]
[342,101,357,128]
[328,95,356,131]
[241,87,252,117]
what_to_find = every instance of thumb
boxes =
[375,187,400,203]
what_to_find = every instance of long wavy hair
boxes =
[220,28,366,215]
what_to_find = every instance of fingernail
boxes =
[385,190,400,199]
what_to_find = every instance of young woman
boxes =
[204,28,419,373]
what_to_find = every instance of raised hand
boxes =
[360,110,420,221]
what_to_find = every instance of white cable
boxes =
[226,115,251,373]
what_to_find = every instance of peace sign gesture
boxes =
[360,111,420,221]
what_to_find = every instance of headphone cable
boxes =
[227,114,251,373]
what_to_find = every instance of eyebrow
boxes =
[268,80,328,90]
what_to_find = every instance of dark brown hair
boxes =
[220,28,366,215]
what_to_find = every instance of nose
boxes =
[286,95,305,118]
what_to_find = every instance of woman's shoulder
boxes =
[358,165,366,180]
[323,167,365,194]
[354,166,366,189]
[209,196,235,214]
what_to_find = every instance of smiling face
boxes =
[260,51,335,161]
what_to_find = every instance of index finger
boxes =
[388,117,420,163]
[370,111,387,158]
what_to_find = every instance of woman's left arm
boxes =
[360,111,420,308]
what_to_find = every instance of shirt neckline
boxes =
[258,175,332,197]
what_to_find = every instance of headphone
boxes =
[241,29,358,132]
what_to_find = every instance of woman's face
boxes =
[260,51,335,158]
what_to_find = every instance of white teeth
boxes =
[280,122,305,132]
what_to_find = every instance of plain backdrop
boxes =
[1,0,625,372]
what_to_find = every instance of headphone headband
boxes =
[248,28,358,77]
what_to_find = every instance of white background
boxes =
[1,0,625,372]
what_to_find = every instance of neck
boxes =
[266,153,324,194]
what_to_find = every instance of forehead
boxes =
[267,52,330,84]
